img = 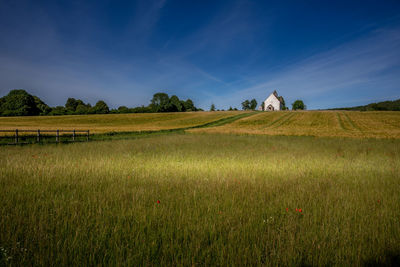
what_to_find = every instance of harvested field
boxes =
[0,111,247,134]
[188,111,400,138]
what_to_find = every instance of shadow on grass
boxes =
[363,250,400,267]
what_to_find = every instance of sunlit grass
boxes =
[0,111,247,134]
[188,111,400,138]
[1,134,399,265]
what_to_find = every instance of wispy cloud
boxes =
[210,26,400,109]
[0,1,399,110]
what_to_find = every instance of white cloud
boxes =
[211,26,400,109]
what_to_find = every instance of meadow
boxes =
[1,133,400,266]
[189,111,400,139]
[0,111,246,134]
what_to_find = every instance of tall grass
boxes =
[1,134,399,265]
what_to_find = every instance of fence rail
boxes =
[0,129,89,144]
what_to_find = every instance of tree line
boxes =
[331,99,400,111]
[0,89,200,116]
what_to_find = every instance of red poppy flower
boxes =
[299,209,302,213]
[286,208,288,212]
[157,200,160,204]
[295,208,298,212]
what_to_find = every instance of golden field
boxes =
[0,111,246,134]
[188,111,400,138]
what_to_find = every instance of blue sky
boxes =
[0,0,399,110]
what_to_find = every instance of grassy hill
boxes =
[332,99,400,111]
[1,110,400,139]
[0,111,248,134]
[189,111,400,138]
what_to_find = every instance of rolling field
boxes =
[1,134,400,265]
[1,110,400,139]
[188,111,400,138]
[0,111,246,134]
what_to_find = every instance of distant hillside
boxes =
[332,99,400,111]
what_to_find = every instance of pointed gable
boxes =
[261,90,284,111]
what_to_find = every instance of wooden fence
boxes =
[0,129,89,144]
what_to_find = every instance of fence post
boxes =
[37,129,40,142]
[15,129,18,143]
[56,130,59,142]
[73,130,75,141]
[86,130,89,141]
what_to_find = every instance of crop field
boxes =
[189,111,400,139]
[1,133,400,266]
[0,111,246,134]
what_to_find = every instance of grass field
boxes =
[2,111,400,139]
[189,111,400,139]
[0,111,247,134]
[1,133,400,266]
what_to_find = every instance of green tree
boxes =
[292,100,306,110]
[183,99,195,111]
[169,95,182,112]
[33,96,52,115]
[241,100,250,110]
[250,99,257,110]
[49,106,67,115]
[210,103,216,111]
[0,89,40,116]
[117,106,130,114]
[131,105,152,113]
[150,93,170,112]
[75,104,90,114]
[65,98,79,113]
[0,97,5,113]
[90,100,109,114]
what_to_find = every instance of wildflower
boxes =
[157,200,160,204]
[295,208,298,212]
[286,208,288,212]
[299,209,302,213]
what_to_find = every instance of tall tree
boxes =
[169,95,182,112]
[250,99,257,110]
[33,96,52,115]
[150,93,170,112]
[75,103,90,114]
[0,89,40,116]
[65,98,79,113]
[241,100,250,110]
[90,100,109,114]
[184,99,195,111]
[210,103,216,111]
